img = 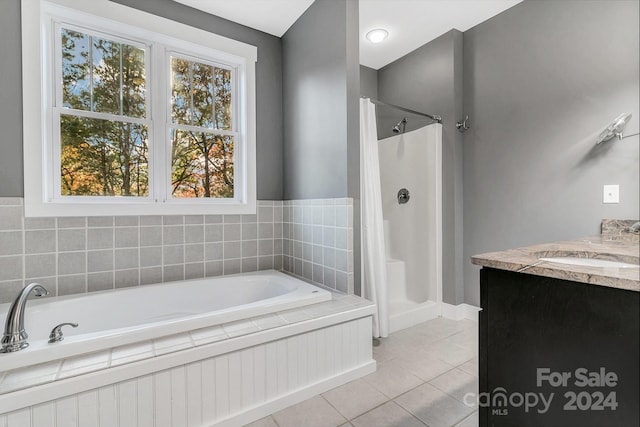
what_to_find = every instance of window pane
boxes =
[171,57,192,125]
[62,29,91,110]
[171,56,232,130]
[171,129,234,198]
[91,36,120,114]
[61,29,146,118]
[122,44,146,118]
[214,67,232,130]
[192,61,214,128]
[60,114,148,196]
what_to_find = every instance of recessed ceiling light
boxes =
[366,29,388,44]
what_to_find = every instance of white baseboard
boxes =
[388,301,481,334]
[389,301,441,333]
[439,302,481,322]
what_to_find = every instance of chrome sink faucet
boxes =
[1,283,48,353]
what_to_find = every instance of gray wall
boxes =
[0,0,23,197]
[463,0,640,305]
[282,0,361,295]
[0,0,284,200]
[282,0,360,200]
[377,30,465,305]
[345,0,361,295]
[360,65,378,99]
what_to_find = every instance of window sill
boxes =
[23,199,257,217]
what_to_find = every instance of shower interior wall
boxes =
[378,124,442,306]
[362,29,465,306]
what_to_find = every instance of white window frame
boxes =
[22,0,257,217]
[164,51,241,205]
[51,23,155,204]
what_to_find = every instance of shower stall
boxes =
[360,98,443,336]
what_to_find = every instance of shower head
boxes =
[392,117,408,134]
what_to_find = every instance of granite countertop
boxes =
[471,234,640,292]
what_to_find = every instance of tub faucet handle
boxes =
[48,322,78,344]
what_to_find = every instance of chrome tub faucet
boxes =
[1,283,48,353]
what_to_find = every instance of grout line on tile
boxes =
[348,398,428,426]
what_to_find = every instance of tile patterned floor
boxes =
[246,317,479,427]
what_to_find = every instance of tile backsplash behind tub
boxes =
[282,199,354,294]
[0,197,354,303]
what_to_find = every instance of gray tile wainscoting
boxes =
[282,199,354,294]
[0,198,284,302]
[0,197,354,303]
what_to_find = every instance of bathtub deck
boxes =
[0,291,376,427]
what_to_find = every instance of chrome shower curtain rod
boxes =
[366,97,442,124]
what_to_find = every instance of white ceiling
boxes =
[173,0,315,37]
[175,0,523,69]
[360,0,523,69]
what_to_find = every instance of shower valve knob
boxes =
[397,188,410,204]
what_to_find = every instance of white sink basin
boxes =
[539,257,639,269]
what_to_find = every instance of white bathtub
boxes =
[0,270,375,426]
[0,270,331,372]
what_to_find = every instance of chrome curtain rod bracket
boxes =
[365,97,442,124]
[618,131,639,140]
[456,115,470,132]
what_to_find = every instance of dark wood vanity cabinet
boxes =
[479,268,639,427]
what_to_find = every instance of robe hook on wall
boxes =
[456,115,470,132]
